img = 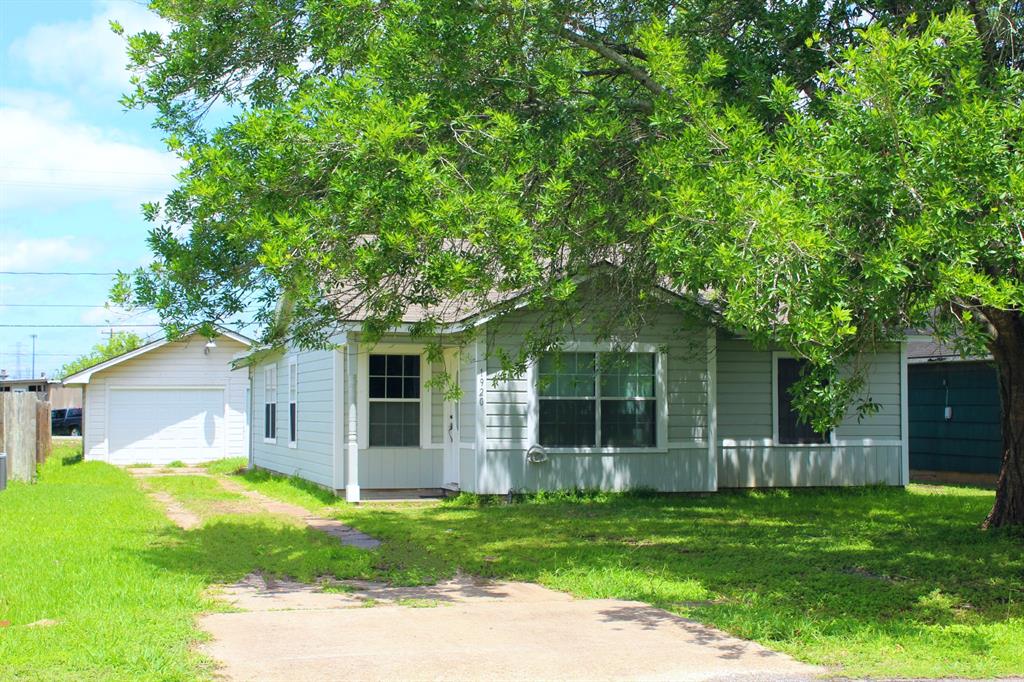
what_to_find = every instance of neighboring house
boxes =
[0,377,82,410]
[908,340,1002,477]
[63,328,252,465]
[241,279,910,501]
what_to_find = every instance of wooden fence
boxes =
[0,393,52,483]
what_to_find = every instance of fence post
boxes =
[0,394,7,483]
[1,393,39,483]
[36,400,52,466]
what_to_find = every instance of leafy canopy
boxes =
[116,1,1022,428]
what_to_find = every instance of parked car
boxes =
[51,408,82,436]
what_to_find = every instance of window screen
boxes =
[776,357,830,445]
[538,351,657,448]
[288,360,298,444]
[368,354,421,447]
[264,366,277,440]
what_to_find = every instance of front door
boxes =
[442,351,461,490]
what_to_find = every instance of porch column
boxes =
[346,341,360,502]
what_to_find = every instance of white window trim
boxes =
[771,351,837,448]
[287,355,298,448]
[526,342,669,454]
[357,344,433,450]
[263,364,278,444]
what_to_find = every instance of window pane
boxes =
[369,401,421,447]
[403,377,420,399]
[369,376,386,399]
[777,358,829,445]
[369,354,386,374]
[386,377,403,399]
[289,403,297,442]
[404,355,420,376]
[386,354,404,374]
[539,399,595,447]
[538,352,595,397]
[601,400,655,447]
[601,353,655,398]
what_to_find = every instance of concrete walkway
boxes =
[201,573,821,682]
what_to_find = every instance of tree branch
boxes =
[558,26,667,96]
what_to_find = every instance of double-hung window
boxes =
[368,354,421,447]
[263,366,277,441]
[775,356,830,445]
[538,351,658,449]
[287,357,298,446]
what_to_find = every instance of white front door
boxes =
[442,352,460,490]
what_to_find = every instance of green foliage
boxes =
[115,2,1024,522]
[116,3,1022,424]
[58,331,144,379]
[340,485,1024,678]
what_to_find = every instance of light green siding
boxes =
[476,303,713,494]
[358,447,443,488]
[716,334,904,487]
[718,445,902,487]
[252,349,336,488]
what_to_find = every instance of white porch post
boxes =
[706,327,718,492]
[346,341,360,502]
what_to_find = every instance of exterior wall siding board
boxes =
[716,333,903,487]
[908,361,1001,474]
[251,348,335,488]
[358,448,443,488]
[480,302,712,492]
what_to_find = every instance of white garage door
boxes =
[108,388,226,464]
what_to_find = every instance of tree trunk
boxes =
[983,307,1024,529]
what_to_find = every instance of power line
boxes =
[0,303,120,308]
[0,352,79,357]
[0,324,163,328]
[0,165,174,177]
[0,271,118,276]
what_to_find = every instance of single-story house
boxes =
[908,340,1001,477]
[242,280,909,501]
[63,327,252,465]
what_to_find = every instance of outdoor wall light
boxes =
[204,338,217,355]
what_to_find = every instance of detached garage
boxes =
[63,328,252,465]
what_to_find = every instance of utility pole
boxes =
[31,334,37,378]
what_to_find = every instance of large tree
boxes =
[116,1,1023,526]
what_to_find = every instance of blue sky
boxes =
[0,1,249,379]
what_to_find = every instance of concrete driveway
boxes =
[201,573,820,682]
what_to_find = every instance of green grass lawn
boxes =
[330,485,1023,679]
[0,445,374,681]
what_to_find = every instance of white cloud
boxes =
[8,0,170,97]
[0,236,93,272]
[0,90,180,210]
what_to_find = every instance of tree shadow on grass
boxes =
[140,515,376,586]
[341,486,1024,654]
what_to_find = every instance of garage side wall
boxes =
[82,336,249,464]
[251,349,337,488]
